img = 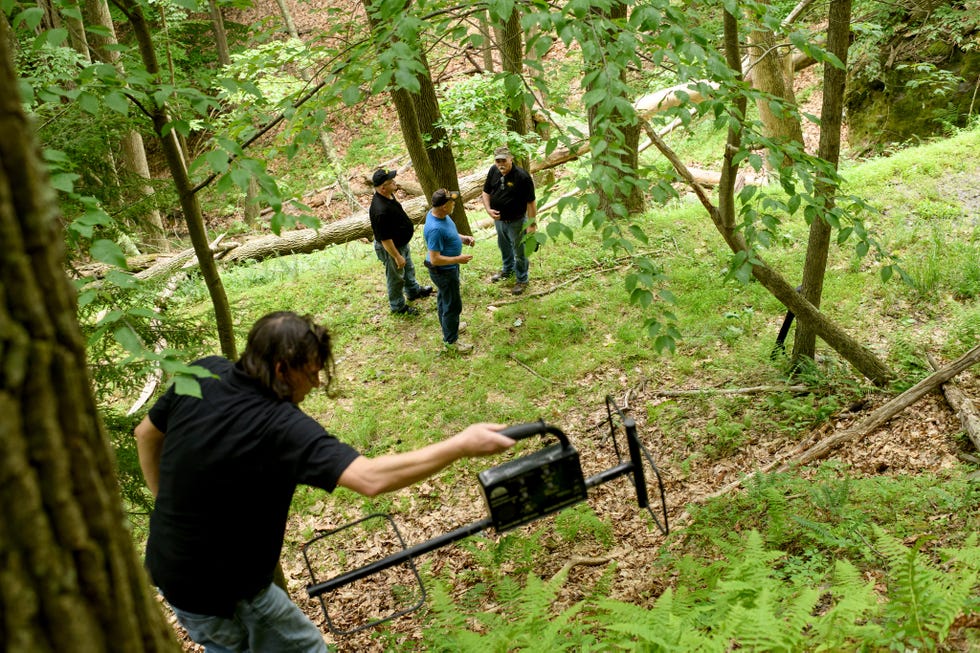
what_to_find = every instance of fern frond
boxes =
[810,559,883,651]
[874,524,979,649]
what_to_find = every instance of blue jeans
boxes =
[375,241,423,311]
[494,217,529,283]
[428,265,462,344]
[170,584,327,653]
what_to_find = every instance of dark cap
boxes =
[372,168,397,186]
[431,189,460,208]
[493,146,513,161]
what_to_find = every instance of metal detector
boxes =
[301,395,668,635]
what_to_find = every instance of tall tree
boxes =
[362,0,471,233]
[746,16,804,168]
[584,1,643,217]
[83,0,169,253]
[0,18,179,651]
[412,46,471,234]
[792,0,852,363]
[112,0,237,358]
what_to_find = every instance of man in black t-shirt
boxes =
[135,311,515,651]
[369,167,432,316]
[481,146,537,295]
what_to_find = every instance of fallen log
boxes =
[928,352,980,453]
[695,342,980,503]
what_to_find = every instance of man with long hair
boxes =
[135,311,513,651]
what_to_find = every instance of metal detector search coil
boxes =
[478,421,587,532]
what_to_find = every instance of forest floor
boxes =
[161,4,980,651]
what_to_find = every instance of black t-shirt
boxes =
[144,356,361,616]
[483,165,536,222]
[369,192,415,248]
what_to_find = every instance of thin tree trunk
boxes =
[118,0,237,358]
[207,0,231,66]
[478,10,494,72]
[792,0,851,363]
[0,20,180,651]
[85,0,169,253]
[710,6,891,386]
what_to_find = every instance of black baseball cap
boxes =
[372,168,397,186]
[431,189,460,207]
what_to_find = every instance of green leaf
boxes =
[104,91,130,115]
[49,172,79,193]
[90,239,127,268]
[114,325,144,354]
[78,91,100,115]
[45,28,68,47]
[205,149,229,174]
[14,7,44,30]
[174,374,204,398]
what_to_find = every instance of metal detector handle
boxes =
[499,420,570,448]
[624,416,649,510]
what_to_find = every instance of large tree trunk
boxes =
[746,25,804,167]
[792,0,852,363]
[412,48,471,234]
[361,0,438,202]
[0,21,180,652]
[119,0,237,358]
[498,6,530,142]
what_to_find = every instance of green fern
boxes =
[809,559,883,650]
[599,588,728,651]
[874,526,980,650]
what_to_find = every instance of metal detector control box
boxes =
[478,421,587,532]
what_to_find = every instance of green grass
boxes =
[109,125,980,648]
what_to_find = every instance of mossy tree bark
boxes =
[0,20,180,652]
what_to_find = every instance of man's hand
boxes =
[449,423,515,457]
[461,235,475,247]
[458,253,473,264]
[487,207,501,219]
[526,222,537,235]
[395,254,406,269]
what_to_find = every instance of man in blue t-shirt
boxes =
[481,146,537,296]
[134,311,514,650]
[423,189,476,354]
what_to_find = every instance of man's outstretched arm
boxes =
[337,423,514,497]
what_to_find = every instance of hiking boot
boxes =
[445,341,473,355]
[392,305,420,316]
[490,271,513,283]
[511,282,527,295]
[407,286,434,300]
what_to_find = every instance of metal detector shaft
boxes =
[306,517,492,598]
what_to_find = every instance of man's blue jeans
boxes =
[427,265,462,344]
[494,217,529,283]
[374,241,423,311]
[170,583,327,653]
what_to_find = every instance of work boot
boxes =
[489,271,513,283]
[392,305,420,316]
[511,282,527,295]
[444,341,473,355]
[407,286,434,300]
